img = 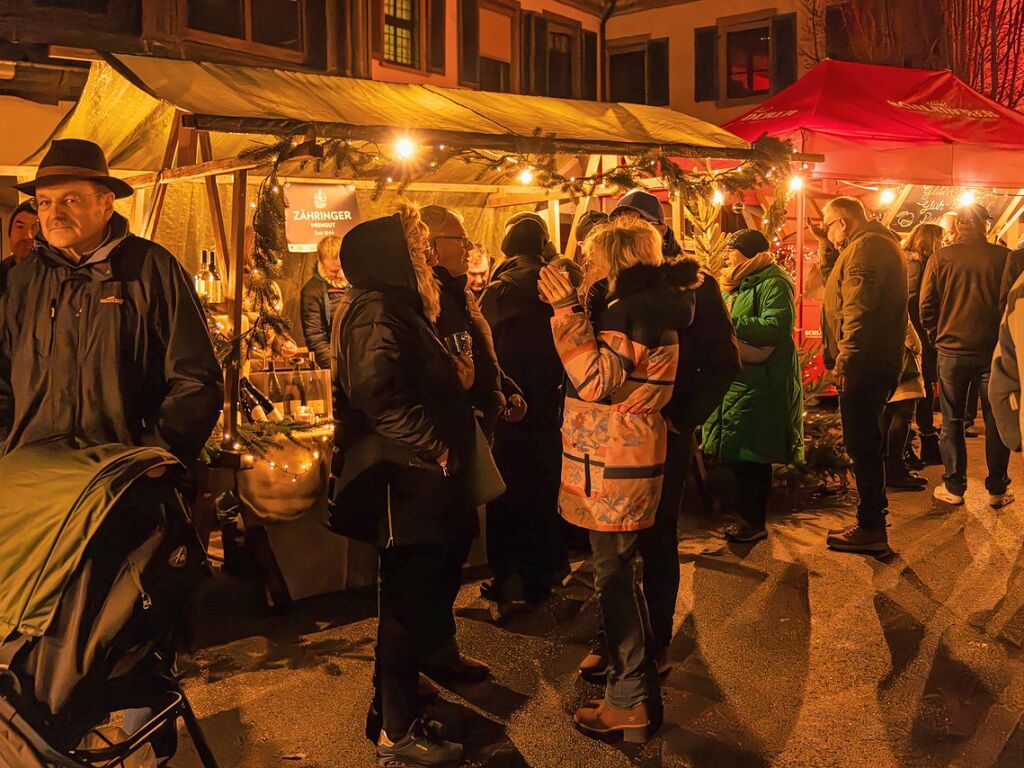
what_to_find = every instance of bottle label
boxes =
[250,405,268,422]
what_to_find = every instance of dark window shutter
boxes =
[531,14,549,96]
[428,0,446,73]
[458,0,478,83]
[645,37,669,106]
[371,0,383,60]
[582,29,598,100]
[694,25,718,102]
[520,11,533,94]
[771,12,798,92]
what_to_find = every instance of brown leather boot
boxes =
[573,699,661,743]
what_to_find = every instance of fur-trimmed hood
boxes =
[613,256,703,298]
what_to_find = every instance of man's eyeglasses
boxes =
[31,192,108,213]
[433,235,474,250]
[822,217,842,232]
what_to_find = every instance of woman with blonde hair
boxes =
[903,222,945,465]
[537,216,692,743]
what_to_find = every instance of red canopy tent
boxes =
[723,59,1024,188]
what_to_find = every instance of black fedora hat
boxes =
[14,139,134,199]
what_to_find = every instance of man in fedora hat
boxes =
[0,138,222,462]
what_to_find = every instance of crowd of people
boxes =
[4,138,1024,767]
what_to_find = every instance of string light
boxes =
[880,189,896,206]
[959,190,977,207]
[711,188,725,206]
[518,168,535,185]
[788,175,804,193]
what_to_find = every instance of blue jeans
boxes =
[589,530,660,708]
[936,352,1010,496]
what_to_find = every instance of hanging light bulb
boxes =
[788,175,804,193]
[880,188,897,206]
[959,190,977,207]
[518,167,535,185]
[711,188,725,207]
[395,137,417,160]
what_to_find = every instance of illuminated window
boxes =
[726,26,770,99]
[385,0,419,67]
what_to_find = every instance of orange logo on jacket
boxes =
[99,296,124,304]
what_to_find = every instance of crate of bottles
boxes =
[246,358,332,424]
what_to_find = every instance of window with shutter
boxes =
[645,37,669,106]
[459,0,480,84]
[825,4,853,61]
[770,12,797,93]
[726,26,770,98]
[694,25,718,103]
[384,0,419,67]
[427,0,445,73]
[608,44,646,104]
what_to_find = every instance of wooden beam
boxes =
[225,169,249,444]
[563,154,602,262]
[141,111,182,240]
[547,198,561,250]
[994,190,1024,239]
[198,131,232,286]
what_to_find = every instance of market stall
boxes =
[17,53,796,604]
[723,59,1024,347]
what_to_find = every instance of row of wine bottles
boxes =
[238,354,329,424]
[195,249,225,303]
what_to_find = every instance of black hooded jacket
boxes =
[329,214,477,548]
[0,213,222,462]
[300,266,347,369]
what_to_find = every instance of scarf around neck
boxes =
[719,251,776,294]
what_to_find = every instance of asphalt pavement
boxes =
[172,435,1024,767]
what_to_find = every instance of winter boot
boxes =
[376,718,463,767]
[724,521,768,543]
[578,633,609,681]
[826,523,890,554]
[573,699,662,743]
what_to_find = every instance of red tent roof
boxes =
[723,60,1024,187]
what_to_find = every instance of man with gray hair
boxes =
[820,196,908,554]
[921,202,1012,508]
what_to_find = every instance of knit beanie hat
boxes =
[727,229,771,259]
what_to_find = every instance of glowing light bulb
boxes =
[395,137,416,160]
[711,188,725,206]
[880,188,896,206]
[518,168,535,185]
[959,190,977,207]
[386,176,393,183]
[788,175,804,193]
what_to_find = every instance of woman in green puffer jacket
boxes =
[702,229,804,543]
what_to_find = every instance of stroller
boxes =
[0,445,219,768]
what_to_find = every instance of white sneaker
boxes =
[933,485,965,505]
[990,489,1015,508]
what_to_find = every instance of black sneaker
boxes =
[886,467,927,490]
[724,522,768,543]
[376,718,463,767]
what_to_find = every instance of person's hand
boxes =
[615,387,661,416]
[277,337,299,359]
[538,265,578,308]
[808,217,829,243]
[503,394,528,422]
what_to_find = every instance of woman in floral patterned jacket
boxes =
[537,215,696,744]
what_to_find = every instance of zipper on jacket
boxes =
[584,454,592,497]
[48,299,57,356]
[385,483,395,549]
[128,557,153,610]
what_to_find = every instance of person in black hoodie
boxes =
[479,215,567,618]
[329,206,480,766]
[299,234,348,369]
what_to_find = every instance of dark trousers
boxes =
[839,383,892,528]
[936,352,1010,496]
[370,540,471,741]
[916,343,938,438]
[487,429,562,603]
[884,399,917,468]
[726,460,774,530]
[637,430,694,653]
[590,530,660,708]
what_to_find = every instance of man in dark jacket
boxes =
[329,208,481,765]
[0,139,222,464]
[2,200,37,274]
[299,234,347,369]
[820,196,908,554]
[479,215,565,615]
[921,202,1013,508]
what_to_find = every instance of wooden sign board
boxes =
[889,185,1016,234]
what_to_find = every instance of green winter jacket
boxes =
[702,262,804,465]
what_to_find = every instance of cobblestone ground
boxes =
[172,435,1024,768]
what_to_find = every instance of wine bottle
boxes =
[208,249,224,303]
[282,360,307,417]
[194,250,210,299]
[239,381,268,422]
[305,351,326,416]
[267,361,285,415]
[241,377,283,422]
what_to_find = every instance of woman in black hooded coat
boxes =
[329,206,479,765]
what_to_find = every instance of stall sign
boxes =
[890,186,1014,234]
[283,182,361,252]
